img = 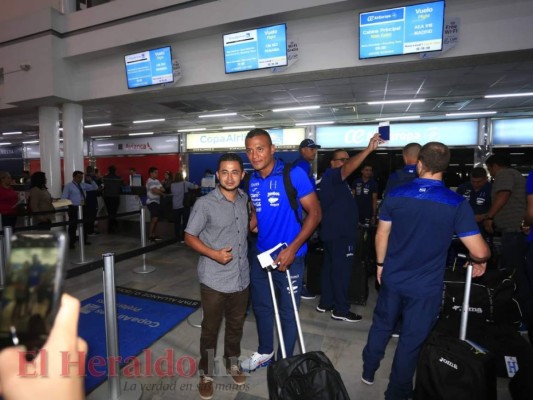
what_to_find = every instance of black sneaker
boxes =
[316,304,334,313]
[331,310,362,323]
[301,286,316,300]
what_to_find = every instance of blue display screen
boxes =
[359,1,445,59]
[223,24,288,74]
[124,46,174,89]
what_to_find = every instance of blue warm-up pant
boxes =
[250,255,304,358]
[362,283,441,400]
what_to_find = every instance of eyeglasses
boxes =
[333,157,349,162]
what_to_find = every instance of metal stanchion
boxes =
[71,205,95,265]
[3,226,13,259]
[87,253,141,400]
[0,217,5,288]
[133,207,155,274]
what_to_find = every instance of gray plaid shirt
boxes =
[185,186,250,292]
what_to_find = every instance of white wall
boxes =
[0,0,60,23]
[1,0,533,107]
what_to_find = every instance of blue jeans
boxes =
[250,255,304,357]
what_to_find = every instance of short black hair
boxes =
[331,149,347,162]
[108,165,116,174]
[470,167,488,179]
[148,167,158,174]
[30,171,47,189]
[72,170,83,178]
[485,154,510,168]
[218,153,244,171]
[418,142,450,174]
[245,128,272,146]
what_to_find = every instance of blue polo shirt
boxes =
[319,167,358,242]
[527,171,533,243]
[249,159,314,257]
[456,181,492,216]
[293,157,316,189]
[384,164,417,197]
[380,178,479,297]
[352,177,378,223]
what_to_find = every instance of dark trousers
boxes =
[103,197,120,233]
[362,284,441,400]
[199,284,249,376]
[67,205,88,245]
[173,208,185,240]
[320,237,355,314]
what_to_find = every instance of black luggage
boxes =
[348,224,370,306]
[306,241,323,295]
[509,365,533,400]
[414,259,497,400]
[265,267,350,400]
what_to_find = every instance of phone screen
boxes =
[0,233,66,354]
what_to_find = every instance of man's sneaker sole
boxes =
[241,358,272,372]
[316,305,334,313]
[331,314,362,323]
[361,375,374,385]
[301,295,317,300]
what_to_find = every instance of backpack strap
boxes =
[283,163,302,226]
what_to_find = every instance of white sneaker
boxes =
[241,352,274,372]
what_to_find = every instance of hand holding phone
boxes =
[0,232,67,356]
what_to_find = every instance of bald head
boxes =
[403,143,422,165]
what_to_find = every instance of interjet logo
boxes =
[439,356,458,370]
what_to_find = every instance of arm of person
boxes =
[340,133,381,181]
[0,294,87,400]
[459,233,491,277]
[526,193,533,225]
[483,190,511,233]
[276,191,322,272]
[184,233,233,265]
[375,219,391,285]
[249,203,258,233]
[61,184,70,200]
[150,186,166,196]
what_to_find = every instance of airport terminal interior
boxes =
[1,0,533,399]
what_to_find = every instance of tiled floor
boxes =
[62,220,516,399]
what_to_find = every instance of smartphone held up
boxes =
[378,121,390,141]
[0,232,67,355]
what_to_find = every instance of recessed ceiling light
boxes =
[2,131,22,135]
[129,132,154,136]
[177,128,206,132]
[0,142,13,146]
[375,116,421,121]
[84,123,112,128]
[367,99,426,105]
[22,140,40,144]
[133,118,165,124]
[272,105,321,112]
[221,125,255,130]
[59,127,63,131]
[445,111,497,117]
[92,135,112,138]
[295,121,334,126]
[199,112,237,118]
[485,92,533,98]
[97,143,114,147]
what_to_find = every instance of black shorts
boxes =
[147,202,161,218]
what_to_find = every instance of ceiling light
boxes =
[133,118,165,124]
[129,132,154,136]
[2,131,22,135]
[199,112,237,118]
[59,128,63,131]
[446,111,497,117]
[375,116,421,121]
[177,128,206,132]
[22,140,40,144]
[97,143,114,147]
[485,92,533,98]
[272,105,321,112]
[0,142,12,146]
[92,135,112,138]
[84,123,112,128]
[221,125,255,130]
[295,121,334,126]
[367,99,426,105]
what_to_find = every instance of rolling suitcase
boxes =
[265,267,350,400]
[414,258,497,400]
[348,224,370,306]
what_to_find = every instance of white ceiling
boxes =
[2,49,533,144]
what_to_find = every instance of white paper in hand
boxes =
[257,242,288,269]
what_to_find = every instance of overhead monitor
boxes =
[223,23,288,74]
[359,1,445,59]
[124,46,174,89]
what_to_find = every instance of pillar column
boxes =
[62,103,84,180]
[39,106,62,198]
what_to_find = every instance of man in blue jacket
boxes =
[241,129,321,372]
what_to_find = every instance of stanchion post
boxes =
[4,226,13,259]
[102,253,121,400]
[133,207,155,274]
[77,205,86,262]
[0,217,4,287]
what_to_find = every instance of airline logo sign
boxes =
[25,142,89,159]
[186,128,305,151]
[93,137,178,156]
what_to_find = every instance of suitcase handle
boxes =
[457,253,473,341]
[266,269,307,359]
